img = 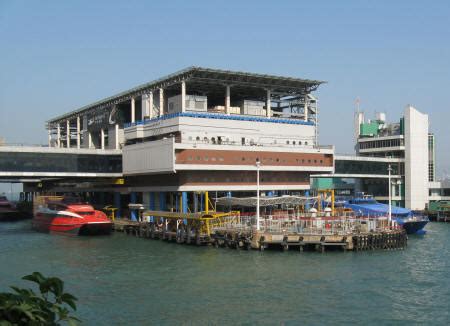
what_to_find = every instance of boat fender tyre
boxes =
[259,236,265,251]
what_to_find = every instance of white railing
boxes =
[216,215,398,235]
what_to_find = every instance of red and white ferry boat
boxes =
[32,196,112,235]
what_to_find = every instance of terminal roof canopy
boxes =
[48,66,326,124]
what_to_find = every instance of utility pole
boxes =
[256,159,261,231]
[388,164,393,225]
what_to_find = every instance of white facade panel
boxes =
[125,116,317,148]
[404,106,429,210]
[123,138,175,175]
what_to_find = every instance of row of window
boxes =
[0,153,122,173]
[183,155,323,165]
[187,136,309,146]
[190,176,306,182]
[359,138,403,150]
[335,160,403,175]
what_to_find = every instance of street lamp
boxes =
[387,164,393,225]
[256,158,261,231]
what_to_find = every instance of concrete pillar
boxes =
[115,124,119,149]
[150,192,155,210]
[101,128,105,150]
[305,190,310,210]
[225,85,231,115]
[181,81,186,113]
[266,89,271,118]
[142,95,148,120]
[159,88,164,116]
[149,192,155,222]
[48,129,51,147]
[131,97,136,123]
[149,91,153,119]
[304,95,308,122]
[76,116,81,149]
[57,123,61,148]
[194,193,198,212]
[181,192,188,225]
[88,132,93,149]
[66,120,70,148]
[130,192,137,221]
[182,192,188,213]
[114,192,121,218]
[159,192,166,210]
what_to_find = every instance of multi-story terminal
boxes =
[44,67,334,216]
[2,67,447,215]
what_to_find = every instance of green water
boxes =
[1,221,449,325]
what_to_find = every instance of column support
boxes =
[131,97,136,123]
[304,95,308,122]
[76,116,81,149]
[159,192,166,210]
[114,192,121,218]
[57,123,61,148]
[115,123,119,149]
[181,81,186,113]
[88,132,92,149]
[130,192,137,221]
[266,89,271,118]
[48,129,51,147]
[149,192,155,222]
[159,88,164,116]
[182,192,188,213]
[181,192,188,225]
[66,120,70,148]
[225,85,231,115]
[149,91,153,119]
[101,128,105,150]
[142,95,149,120]
[305,190,310,210]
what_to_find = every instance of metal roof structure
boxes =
[48,66,325,125]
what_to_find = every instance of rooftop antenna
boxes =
[355,97,361,113]
[354,97,363,153]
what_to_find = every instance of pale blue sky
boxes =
[1,0,449,177]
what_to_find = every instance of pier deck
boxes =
[113,219,407,252]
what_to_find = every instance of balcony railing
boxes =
[124,111,315,129]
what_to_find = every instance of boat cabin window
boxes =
[76,211,94,216]
[47,204,59,210]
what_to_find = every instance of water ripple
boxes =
[1,221,449,325]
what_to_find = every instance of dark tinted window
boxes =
[0,152,122,173]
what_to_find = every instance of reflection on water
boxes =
[1,221,449,325]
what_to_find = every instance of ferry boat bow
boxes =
[32,196,112,235]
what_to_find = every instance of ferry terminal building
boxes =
[1,67,448,216]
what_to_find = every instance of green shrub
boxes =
[0,272,80,325]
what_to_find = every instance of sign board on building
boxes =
[87,107,124,132]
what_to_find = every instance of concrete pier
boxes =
[113,217,407,252]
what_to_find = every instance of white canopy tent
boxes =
[215,195,316,208]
